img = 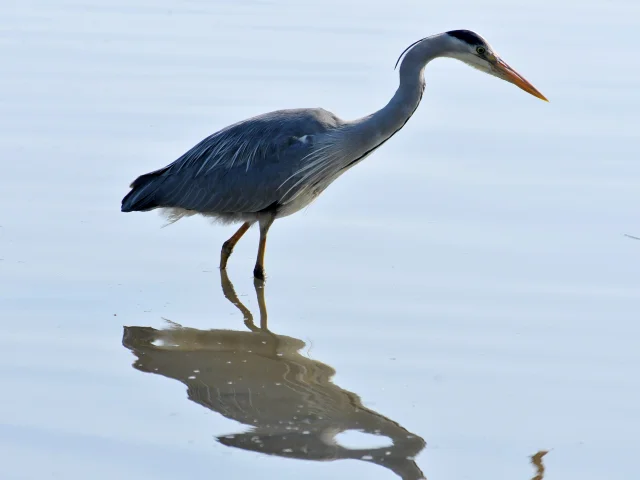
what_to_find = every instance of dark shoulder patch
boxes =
[446,29,485,46]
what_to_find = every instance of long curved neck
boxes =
[345,35,450,157]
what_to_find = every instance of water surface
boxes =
[1,0,639,479]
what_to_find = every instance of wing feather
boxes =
[121,108,344,214]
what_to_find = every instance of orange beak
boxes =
[494,58,548,102]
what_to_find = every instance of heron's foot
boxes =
[253,264,266,281]
[220,241,234,269]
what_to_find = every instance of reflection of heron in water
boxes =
[122,271,426,480]
[530,450,548,480]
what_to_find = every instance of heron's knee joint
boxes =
[253,265,266,281]
[222,241,234,254]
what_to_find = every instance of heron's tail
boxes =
[121,188,155,212]
[120,167,169,212]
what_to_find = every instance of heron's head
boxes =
[444,29,547,101]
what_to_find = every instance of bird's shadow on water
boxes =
[122,270,427,480]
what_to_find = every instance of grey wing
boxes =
[121,108,343,214]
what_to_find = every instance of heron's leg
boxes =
[219,268,259,332]
[253,277,268,330]
[253,216,275,281]
[220,222,251,269]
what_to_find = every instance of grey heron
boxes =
[121,29,547,280]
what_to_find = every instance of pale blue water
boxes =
[1,1,639,479]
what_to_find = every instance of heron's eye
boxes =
[476,46,486,55]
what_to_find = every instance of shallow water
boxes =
[1,1,639,479]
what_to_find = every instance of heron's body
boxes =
[122,30,546,279]
[122,108,342,224]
